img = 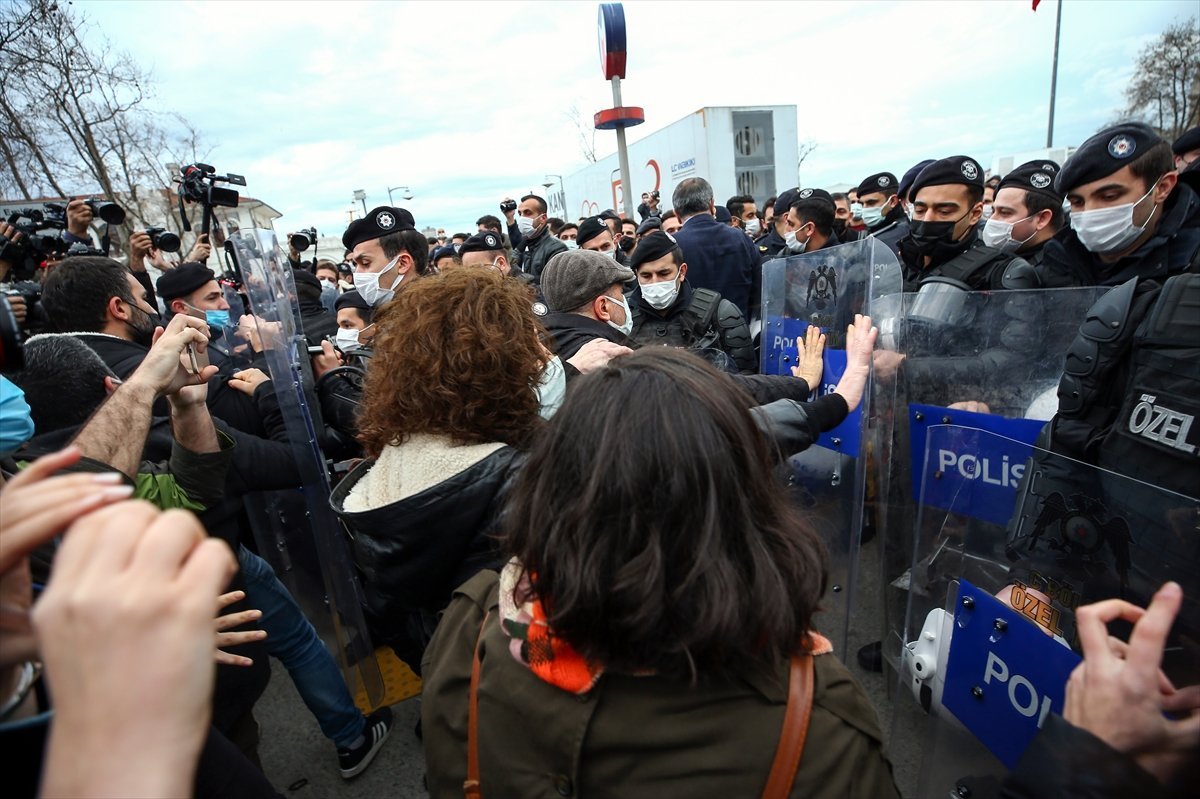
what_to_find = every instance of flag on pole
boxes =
[1032,0,1041,9]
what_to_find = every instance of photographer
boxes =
[638,189,662,221]
[1,221,31,326]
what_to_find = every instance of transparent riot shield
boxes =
[877,287,1110,680]
[228,230,385,708]
[760,238,904,652]
[890,424,1199,796]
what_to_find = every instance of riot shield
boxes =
[759,238,904,652]
[876,287,1110,679]
[227,230,385,708]
[891,424,1199,796]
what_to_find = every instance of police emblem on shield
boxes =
[960,160,979,180]
[1030,173,1052,189]
[376,211,395,229]
[806,263,838,311]
[1108,135,1136,158]
[877,175,889,187]
[799,188,813,199]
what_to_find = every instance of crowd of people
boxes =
[0,118,1198,798]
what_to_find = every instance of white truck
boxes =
[550,105,799,221]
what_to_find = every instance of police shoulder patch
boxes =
[376,211,395,229]
[1108,135,1136,159]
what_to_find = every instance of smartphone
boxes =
[186,343,210,375]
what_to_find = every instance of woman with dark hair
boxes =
[330,268,551,671]
[421,325,899,798]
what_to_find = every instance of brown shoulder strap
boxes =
[464,610,491,799]
[761,652,816,799]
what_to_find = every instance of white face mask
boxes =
[784,228,809,254]
[334,328,361,350]
[516,215,538,237]
[981,203,995,221]
[604,293,633,336]
[600,248,618,261]
[860,205,885,229]
[640,275,680,310]
[981,215,1037,253]
[352,254,401,307]
[849,202,864,220]
[744,217,761,236]
[1071,185,1158,254]
[534,355,567,419]
[320,278,337,291]
[563,239,579,249]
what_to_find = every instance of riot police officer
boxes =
[981,160,1064,267]
[1040,121,1200,288]
[757,188,797,262]
[898,155,1037,293]
[626,231,756,373]
[855,171,908,255]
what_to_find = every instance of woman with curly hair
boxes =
[330,268,551,671]
[420,341,898,798]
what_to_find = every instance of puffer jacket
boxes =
[330,434,523,671]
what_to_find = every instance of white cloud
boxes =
[73,0,1197,235]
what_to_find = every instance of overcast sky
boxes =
[77,0,1196,237]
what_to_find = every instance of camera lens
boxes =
[155,231,181,253]
[290,233,311,252]
[93,201,126,225]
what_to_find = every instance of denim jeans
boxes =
[238,547,365,749]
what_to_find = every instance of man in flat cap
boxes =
[981,160,1065,266]
[625,231,755,373]
[784,188,842,255]
[1040,121,1199,288]
[898,154,1035,292]
[855,172,909,255]
[538,249,638,364]
[341,205,429,307]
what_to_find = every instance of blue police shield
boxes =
[759,238,904,652]
[228,230,385,707]
[891,424,1199,796]
[874,286,1110,685]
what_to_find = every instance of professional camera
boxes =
[290,227,318,252]
[83,198,126,225]
[176,163,246,235]
[144,226,181,253]
[2,206,70,273]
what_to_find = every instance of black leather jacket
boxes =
[330,445,523,671]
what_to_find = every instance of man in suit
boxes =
[669,177,762,319]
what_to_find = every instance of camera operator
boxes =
[638,190,661,221]
[0,221,30,326]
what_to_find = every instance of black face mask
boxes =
[909,211,971,256]
[619,237,636,253]
[126,304,160,348]
[832,218,847,237]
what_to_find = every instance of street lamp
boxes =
[544,174,564,215]
[353,189,367,214]
[387,185,413,205]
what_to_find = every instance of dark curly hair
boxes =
[505,348,829,679]
[357,268,546,456]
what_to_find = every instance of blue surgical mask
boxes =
[204,309,231,328]
[0,376,35,457]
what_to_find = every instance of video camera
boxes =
[1,203,109,277]
[176,163,246,235]
[290,227,318,252]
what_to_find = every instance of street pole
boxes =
[611,77,634,220]
[1046,0,1062,148]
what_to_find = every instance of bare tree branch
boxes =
[1123,16,1200,141]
